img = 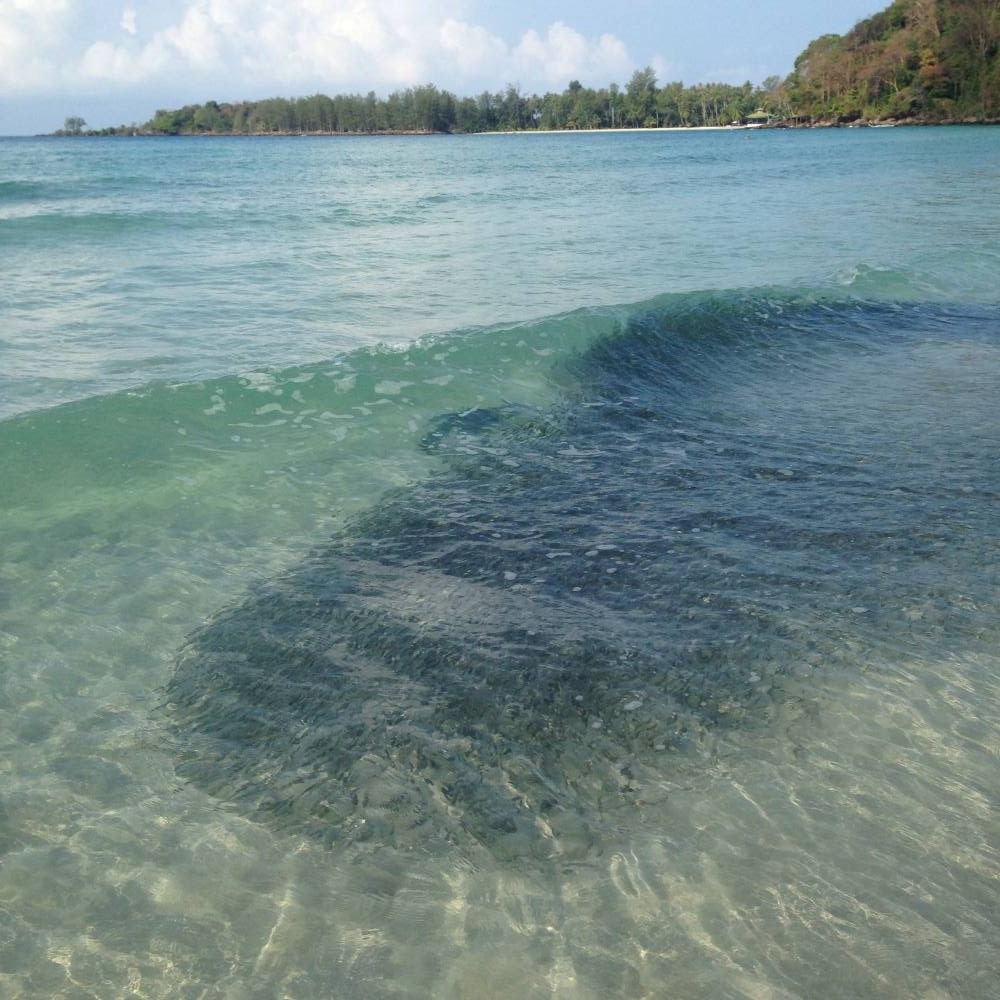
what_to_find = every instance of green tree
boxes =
[497,84,525,130]
[625,66,658,125]
[193,101,228,132]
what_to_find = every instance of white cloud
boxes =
[0,0,73,90]
[80,37,172,83]
[0,0,637,100]
[163,4,223,69]
[439,18,629,91]
[513,22,630,87]
[440,19,516,80]
[650,54,681,85]
[10,0,71,12]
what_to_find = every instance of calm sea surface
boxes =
[1,128,998,997]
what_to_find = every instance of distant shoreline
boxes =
[45,118,999,139]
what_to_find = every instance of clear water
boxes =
[1,128,998,998]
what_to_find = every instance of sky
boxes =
[0,0,882,134]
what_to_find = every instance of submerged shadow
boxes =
[164,295,999,860]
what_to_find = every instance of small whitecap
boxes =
[374,380,411,396]
[239,371,277,390]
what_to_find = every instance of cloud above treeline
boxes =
[0,0,636,99]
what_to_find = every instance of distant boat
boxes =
[870,122,896,128]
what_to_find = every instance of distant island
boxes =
[57,0,999,136]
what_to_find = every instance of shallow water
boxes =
[1,128,999,998]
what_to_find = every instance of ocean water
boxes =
[0,127,998,998]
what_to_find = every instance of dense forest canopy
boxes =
[70,0,999,135]
[783,0,1000,121]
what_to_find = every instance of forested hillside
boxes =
[80,0,997,134]
[782,0,1000,121]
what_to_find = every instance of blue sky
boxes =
[0,1,881,134]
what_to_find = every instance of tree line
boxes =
[61,0,999,137]
[125,73,779,136]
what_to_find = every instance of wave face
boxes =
[4,128,1000,999]
[164,292,1000,861]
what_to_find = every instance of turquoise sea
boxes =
[1,127,998,998]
